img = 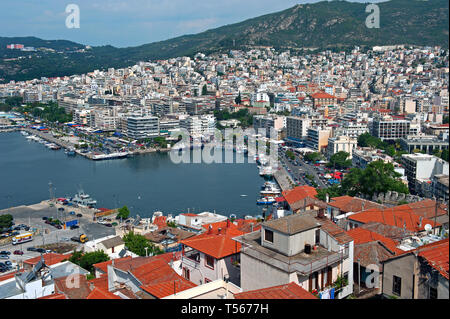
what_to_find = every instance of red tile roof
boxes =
[234,282,317,299]
[328,196,385,213]
[282,185,318,206]
[38,293,67,299]
[87,287,121,299]
[153,215,168,229]
[24,253,71,267]
[311,92,336,99]
[93,256,133,273]
[418,239,449,279]
[347,228,402,254]
[181,226,243,259]
[141,277,196,298]
[348,206,441,233]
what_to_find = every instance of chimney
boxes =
[208,224,212,234]
[250,223,254,232]
[226,219,230,228]
[419,217,423,228]
[218,228,222,234]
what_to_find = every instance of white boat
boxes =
[91,151,129,160]
[70,190,97,208]
[259,166,274,177]
[21,131,29,136]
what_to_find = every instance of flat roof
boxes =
[263,214,321,235]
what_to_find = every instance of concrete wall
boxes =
[240,252,292,291]
[382,254,416,299]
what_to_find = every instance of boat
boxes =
[256,197,276,205]
[229,214,237,220]
[240,194,248,197]
[259,166,274,177]
[91,151,129,161]
[69,190,97,208]
[21,131,29,136]
[260,184,281,197]
[65,148,76,156]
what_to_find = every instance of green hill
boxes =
[0,0,448,82]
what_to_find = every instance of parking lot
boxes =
[0,201,117,271]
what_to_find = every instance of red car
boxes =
[13,250,23,255]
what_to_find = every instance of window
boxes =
[393,276,402,296]
[204,278,212,284]
[429,286,438,299]
[315,229,320,244]
[183,267,190,281]
[264,229,274,243]
[205,254,215,269]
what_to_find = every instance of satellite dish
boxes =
[424,224,432,232]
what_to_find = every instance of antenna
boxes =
[424,224,432,233]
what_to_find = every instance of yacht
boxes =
[256,197,276,205]
[70,190,97,208]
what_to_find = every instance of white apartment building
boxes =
[306,127,332,152]
[402,153,450,196]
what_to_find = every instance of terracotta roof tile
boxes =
[87,287,121,299]
[282,185,318,206]
[418,239,449,279]
[234,282,317,299]
[140,277,196,298]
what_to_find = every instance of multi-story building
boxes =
[234,213,354,299]
[402,153,449,196]
[326,135,357,159]
[306,127,331,152]
[286,116,328,143]
[93,108,118,131]
[253,115,286,137]
[432,174,449,202]
[399,134,449,154]
[127,116,159,140]
[370,116,412,141]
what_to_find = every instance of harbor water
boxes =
[0,132,266,218]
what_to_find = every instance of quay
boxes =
[273,167,295,192]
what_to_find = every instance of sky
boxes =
[0,0,386,48]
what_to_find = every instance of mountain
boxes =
[0,0,448,83]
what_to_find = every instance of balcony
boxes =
[182,251,200,268]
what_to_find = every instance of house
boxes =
[347,205,442,234]
[84,234,136,259]
[144,226,196,251]
[23,253,72,271]
[233,212,354,299]
[234,282,317,299]
[280,185,325,213]
[180,220,243,287]
[381,239,449,299]
[346,227,405,297]
[104,253,190,298]
[177,212,228,233]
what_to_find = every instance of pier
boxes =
[273,167,295,192]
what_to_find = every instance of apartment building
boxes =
[432,174,449,202]
[399,134,449,154]
[402,153,449,196]
[286,116,328,142]
[370,116,412,141]
[306,127,331,152]
[234,213,354,299]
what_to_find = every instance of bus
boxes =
[12,232,33,245]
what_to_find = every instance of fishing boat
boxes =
[259,166,274,177]
[21,131,29,136]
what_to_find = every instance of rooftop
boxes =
[262,214,321,235]
[234,282,317,299]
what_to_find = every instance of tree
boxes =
[117,206,130,219]
[235,92,242,105]
[341,160,409,197]
[327,151,352,169]
[69,250,109,274]
[286,150,295,161]
[202,84,208,96]
[123,232,163,257]
[315,185,342,201]
[304,152,321,162]
[0,214,13,231]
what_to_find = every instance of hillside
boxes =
[0,0,448,82]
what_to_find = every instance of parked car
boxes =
[42,216,48,220]
[55,225,62,229]
[4,261,12,266]
[13,250,23,255]
[58,207,65,211]
[70,225,79,230]
[104,223,112,227]
[76,214,82,218]
[0,254,9,259]
[36,248,46,253]
[69,211,76,215]
[0,251,10,255]
[27,247,37,252]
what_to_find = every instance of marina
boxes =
[0,131,271,218]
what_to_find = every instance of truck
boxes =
[71,234,88,243]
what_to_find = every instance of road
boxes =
[278,150,327,189]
